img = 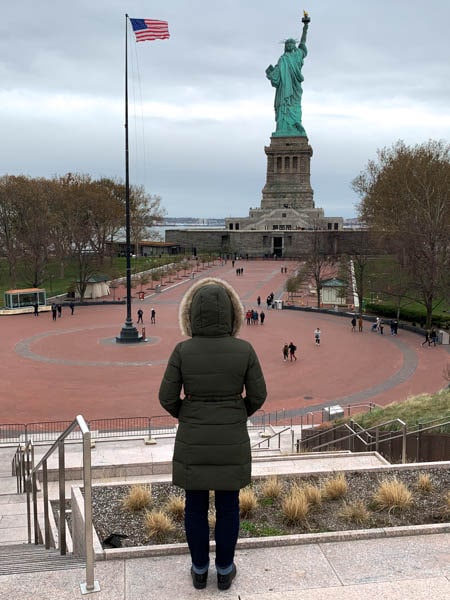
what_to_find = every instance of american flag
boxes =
[129,18,170,42]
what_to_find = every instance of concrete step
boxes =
[0,543,85,576]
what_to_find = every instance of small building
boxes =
[75,276,110,300]
[320,278,347,306]
[4,288,47,309]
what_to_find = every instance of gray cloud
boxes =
[1,0,449,219]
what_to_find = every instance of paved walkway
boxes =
[0,260,448,425]
[1,260,449,598]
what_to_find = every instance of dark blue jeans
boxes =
[185,490,240,573]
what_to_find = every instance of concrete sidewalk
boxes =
[1,532,449,599]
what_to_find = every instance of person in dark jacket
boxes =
[159,277,267,591]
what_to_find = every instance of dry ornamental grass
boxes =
[90,468,450,548]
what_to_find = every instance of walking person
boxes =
[33,303,39,316]
[314,327,321,346]
[137,308,143,324]
[259,310,265,325]
[282,343,289,362]
[288,341,297,361]
[430,328,438,346]
[57,303,62,318]
[69,301,75,315]
[421,329,431,346]
[51,303,57,321]
[151,308,156,324]
[351,316,356,332]
[159,278,267,591]
[358,315,363,332]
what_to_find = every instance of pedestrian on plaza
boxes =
[358,315,363,332]
[33,303,39,316]
[430,328,438,346]
[257,296,261,307]
[69,302,75,315]
[57,304,62,318]
[379,320,384,335]
[393,319,398,335]
[137,308,143,324]
[282,343,289,361]
[159,277,267,591]
[314,327,321,346]
[259,310,265,325]
[151,308,156,324]
[288,341,297,361]
[351,316,356,332]
[51,303,57,321]
[421,329,431,346]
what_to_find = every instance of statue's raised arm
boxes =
[300,10,310,47]
[266,10,311,137]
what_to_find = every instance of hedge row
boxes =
[364,301,450,329]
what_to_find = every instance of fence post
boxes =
[146,418,157,445]
[416,423,422,462]
[401,421,407,464]
[80,426,100,594]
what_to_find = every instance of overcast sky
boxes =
[1,1,449,219]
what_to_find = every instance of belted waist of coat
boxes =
[184,394,243,402]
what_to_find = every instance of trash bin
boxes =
[322,405,344,422]
[438,330,449,344]
[155,285,161,293]
[274,300,283,310]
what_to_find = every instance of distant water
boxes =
[153,224,224,237]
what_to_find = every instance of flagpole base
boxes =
[116,322,143,344]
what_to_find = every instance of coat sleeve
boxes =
[243,345,267,417]
[158,344,183,418]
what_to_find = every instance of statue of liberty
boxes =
[265,11,310,137]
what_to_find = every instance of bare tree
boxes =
[303,225,335,308]
[353,139,450,328]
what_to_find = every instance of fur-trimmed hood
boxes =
[179,277,244,337]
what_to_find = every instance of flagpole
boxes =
[116,13,141,343]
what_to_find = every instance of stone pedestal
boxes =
[261,136,314,211]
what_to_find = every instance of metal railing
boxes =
[252,426,293,451]
[298,417,408,461]
[26,415,100,595]
[1,415,179,445]
[297,415,450,463]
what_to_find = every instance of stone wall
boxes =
[164,229,389,258]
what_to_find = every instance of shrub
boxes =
[373,477,412,511]
[122,484,152,512]
[240,488,258,517]
[165,494,185,520]
[301,483,322,506]
[338,500,370,525]
[322,473,348,500]
[281,488,309,524]
[260,475,282,500]
[144,510,175,541]
[416,473,433,493]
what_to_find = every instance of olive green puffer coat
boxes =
[158,277,267,491]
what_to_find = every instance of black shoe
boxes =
[217,564,236,591]
[191,567,208,589]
